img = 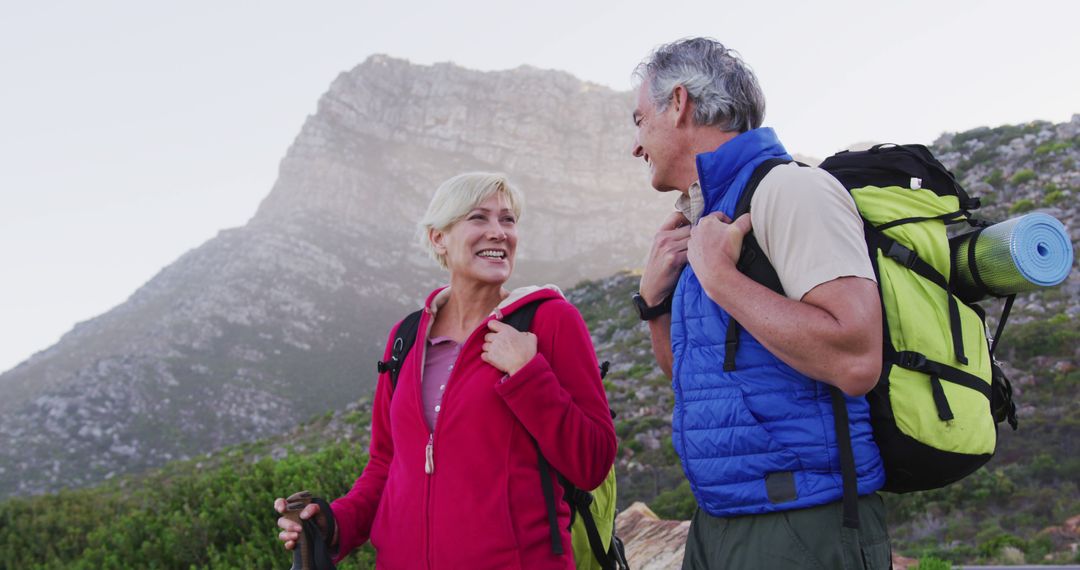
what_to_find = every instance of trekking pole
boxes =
[284,491,314,570]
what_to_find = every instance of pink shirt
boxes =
[421,336,461,430]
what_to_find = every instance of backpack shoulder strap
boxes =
[519,300,623,568]
[732,157,800,293]
[503,299,566,554]
[736,158,863,530]
[511,298,617,563]
[733,157,792,219]
[502,299,542,332]
[725,158,800,372]
[376,309,424,393]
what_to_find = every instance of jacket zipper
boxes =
[420,313,491,570]
[425,434,434,474]
[425,453,434,570]
[415,313,435,570]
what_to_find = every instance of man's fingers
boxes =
[704,211,732,224]
[656,229,691,250]
[487,319,509,332]
[732,213,752,234]
[668,250,688,267]
[274,498,286,514]
[659,211,691,231]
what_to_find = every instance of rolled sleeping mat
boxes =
[951,212,1073,303]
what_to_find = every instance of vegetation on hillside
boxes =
[0,411,377,569]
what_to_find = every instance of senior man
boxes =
[629,37,892,569]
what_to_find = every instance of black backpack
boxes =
[376,300,629,570]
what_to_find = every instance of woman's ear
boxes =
[429,227,447,254]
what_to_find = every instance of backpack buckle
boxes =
[885,241,918,269]
[899,352,928,370]
[570,488,594,508]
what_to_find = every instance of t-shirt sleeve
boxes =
[749,163,876,301]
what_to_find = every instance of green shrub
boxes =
[1003,314,1080,361]
[1009,198,1036,214]
[978,533,1027,559]
[913,556,952,570]
[1024,534,1054,561]
[1044,188,1065,206]
[984,169,1004,188]
[1035,141,1071,155]
[650,480,697,520]
[1010,169,1037,185]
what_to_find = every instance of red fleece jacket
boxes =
[330,286,617,569]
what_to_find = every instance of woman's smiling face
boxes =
[432,192,518,286]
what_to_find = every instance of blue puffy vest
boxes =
[670,128,885,517]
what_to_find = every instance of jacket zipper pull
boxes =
[425,434,434,475]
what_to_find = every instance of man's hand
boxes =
[640,211,692,304]
[482,320,537,376]
[687,212,751,286]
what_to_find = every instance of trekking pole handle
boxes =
[285,491,314,570]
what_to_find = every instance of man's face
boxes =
[631,82,679,192]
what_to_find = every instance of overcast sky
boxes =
[1,0,1077,373]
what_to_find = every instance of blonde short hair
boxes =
[417,172,525,270]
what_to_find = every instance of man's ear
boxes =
[671,85,693,127]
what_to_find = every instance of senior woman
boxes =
[275,172,617,569]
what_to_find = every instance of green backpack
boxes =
[377,301,629,570]
[733,144,1018,501]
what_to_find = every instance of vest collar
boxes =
[694,127,788,211]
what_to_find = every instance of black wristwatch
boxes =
[632,292,673,321]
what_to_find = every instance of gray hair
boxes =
[633,37,765,133]
[417,172,524,270]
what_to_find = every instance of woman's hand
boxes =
[274,497,323,551]
[481,319,537,376]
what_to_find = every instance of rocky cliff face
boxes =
[0,55,670,496]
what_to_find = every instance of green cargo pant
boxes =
[680,493,892,570]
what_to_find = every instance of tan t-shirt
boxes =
[676,162,875,301]
[750,163,876,300]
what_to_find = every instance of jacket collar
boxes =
[423,284,564,320]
